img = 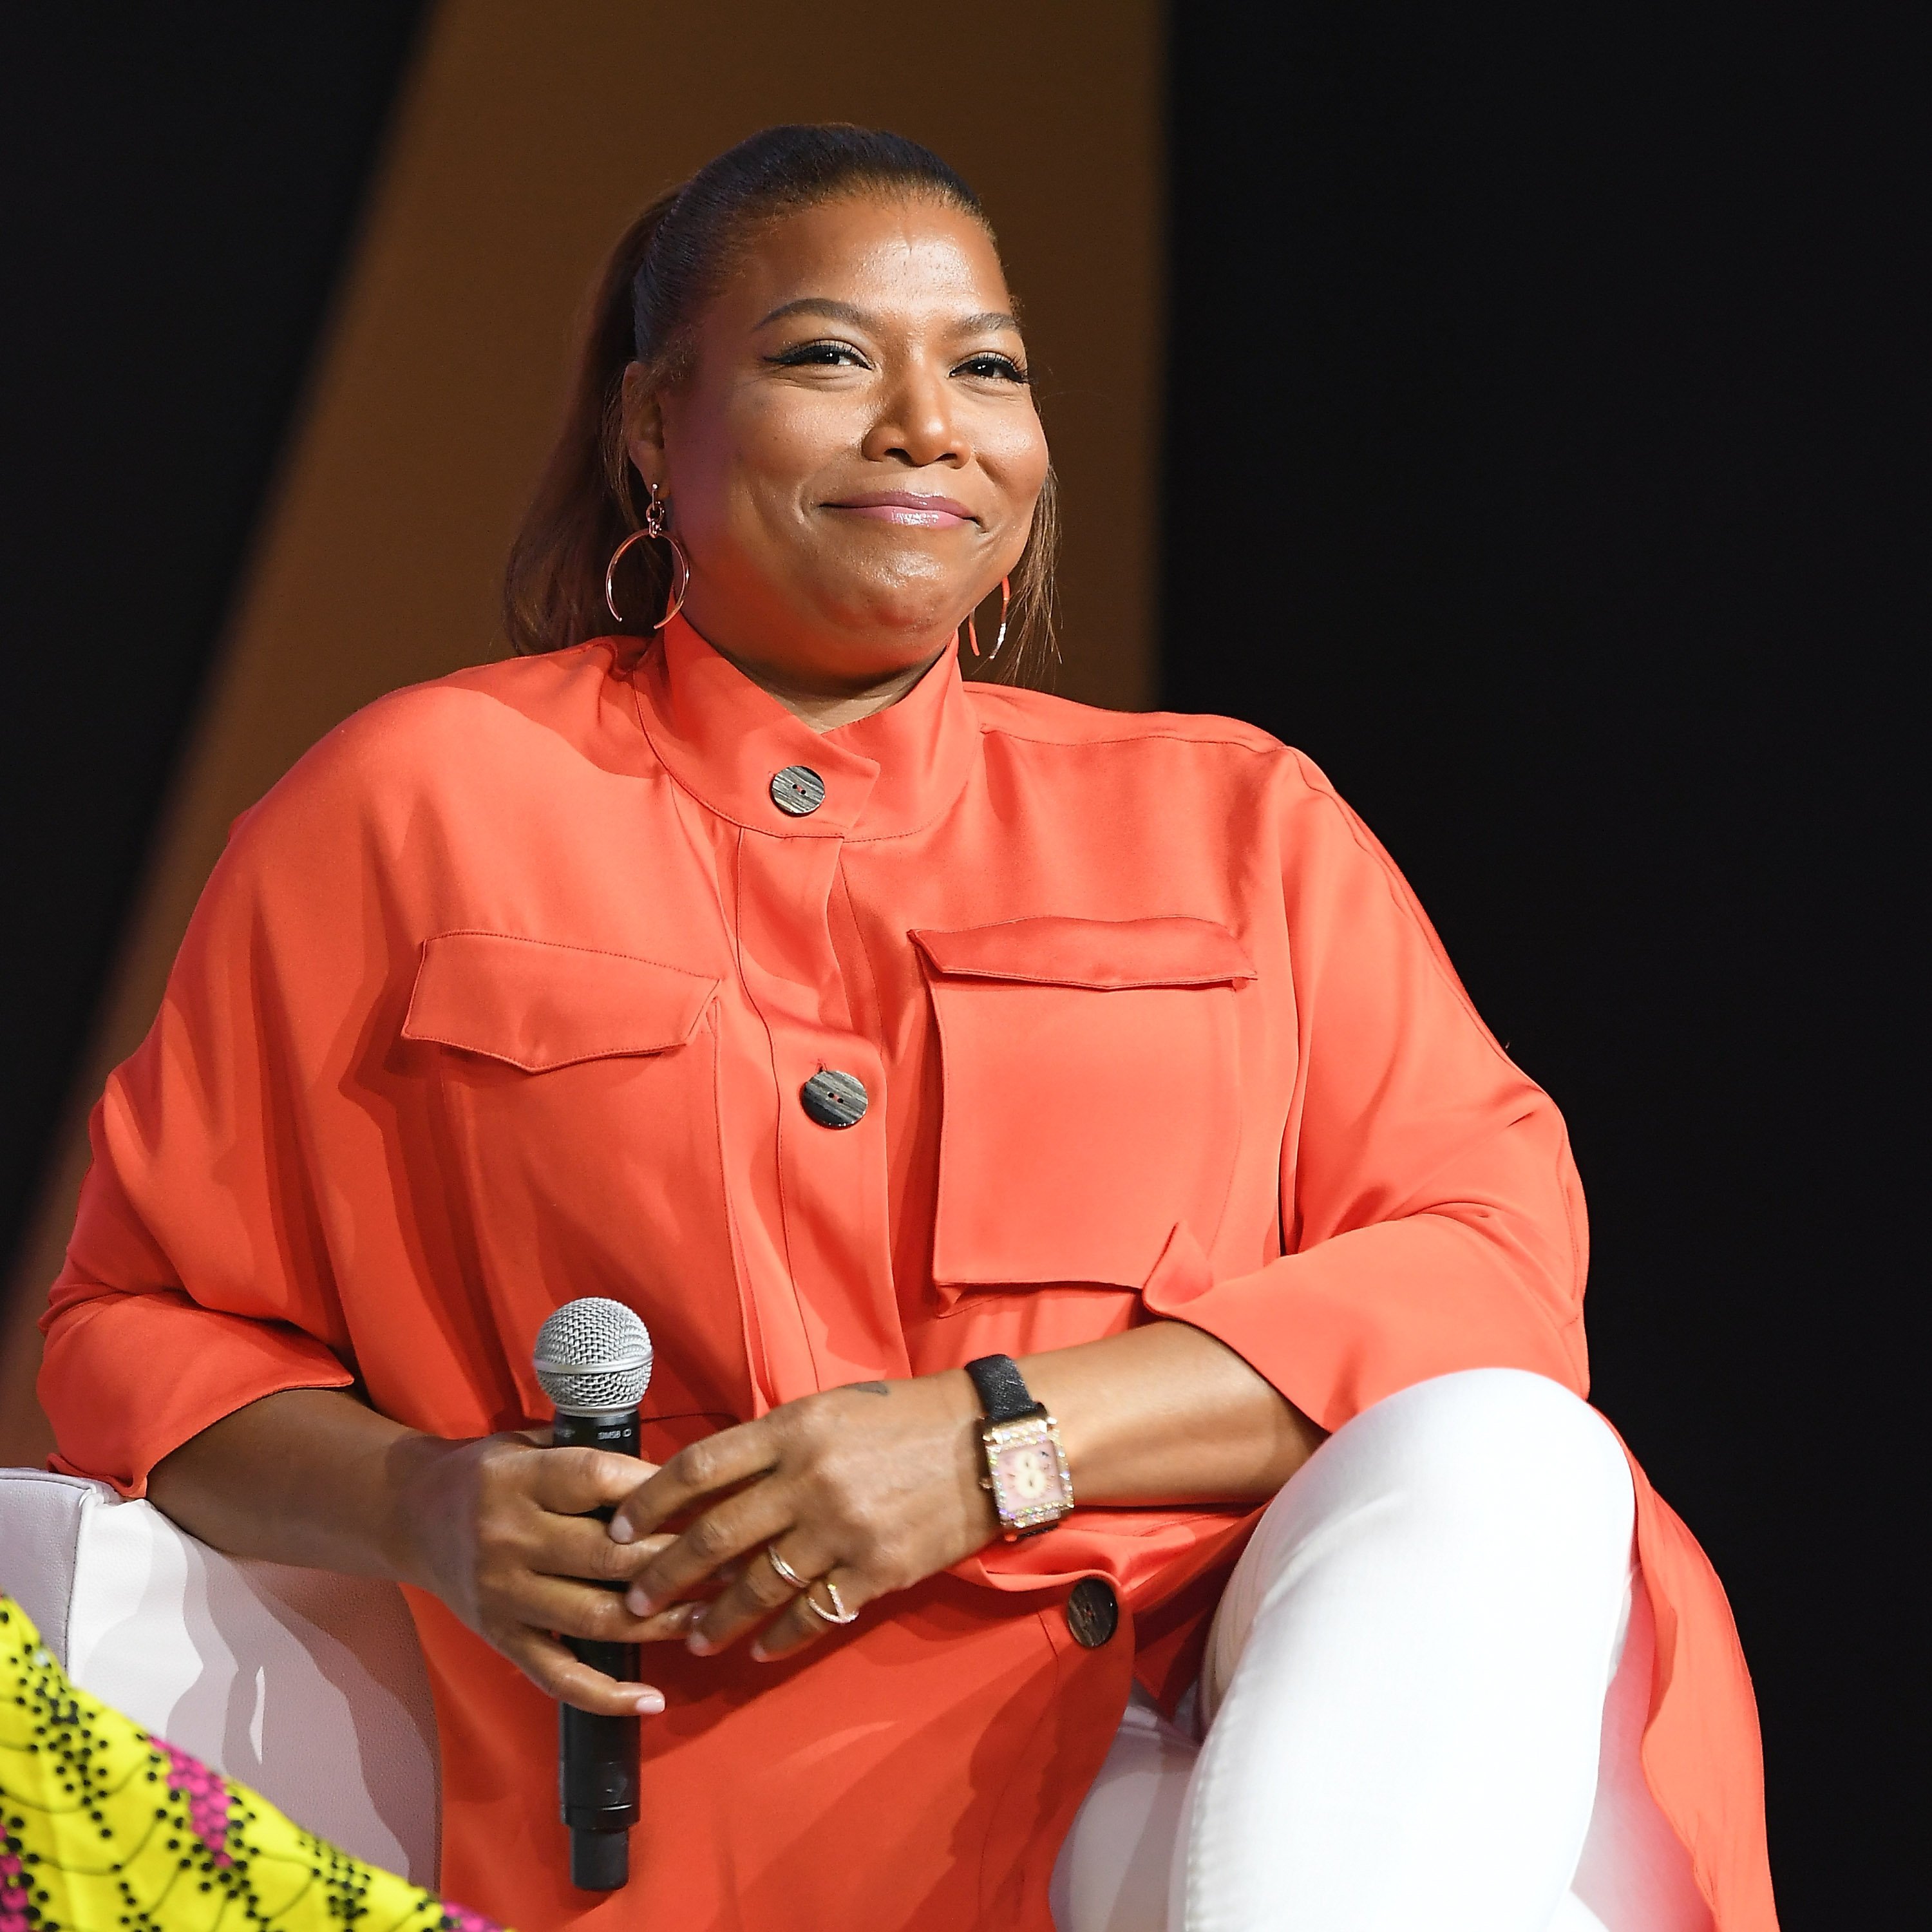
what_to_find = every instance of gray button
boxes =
[800,1068,868,1128]
[1066,1578,1118,1649]
[770,765,826,816]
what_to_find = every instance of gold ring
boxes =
[802,1577,859,1625]
[766,1543,810,1592]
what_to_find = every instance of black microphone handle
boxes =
[552,1406,642,1891]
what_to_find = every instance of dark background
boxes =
[3,5,1917,1920]
[1167,6,1915,1922]
[0,6,428,1283]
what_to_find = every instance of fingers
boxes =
[453,1437,732,1715]
[683,1534,831,1657]
[515,1569,679,1647]
[529,1446,662,1517]
[608,1424,777,1546]
[747,1567,868,1664]
[502,1627,666,1716]
[532,1515,674,1589]
[625,1476,793,1616]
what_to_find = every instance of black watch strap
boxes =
[965,1353,1040,1425]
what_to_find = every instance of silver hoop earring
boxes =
[603,482,690,629]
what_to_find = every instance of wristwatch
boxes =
[965,1354,1075,1539]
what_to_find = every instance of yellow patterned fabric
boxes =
[0,1596,504,1932]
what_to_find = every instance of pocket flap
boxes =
[402,933,718,1072]
[911,916,1255,990]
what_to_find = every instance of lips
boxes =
[824,491,977,526]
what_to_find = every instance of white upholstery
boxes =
[0,1467,440,1882]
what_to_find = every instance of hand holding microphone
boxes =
[395,1422,676,1705]
[398,1293,1007,1891]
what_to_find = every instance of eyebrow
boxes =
[753,296,1022,334]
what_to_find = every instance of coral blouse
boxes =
[39,619,1774,1931]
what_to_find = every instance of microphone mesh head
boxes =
[532,1298,654,1416]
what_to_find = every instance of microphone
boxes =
[532,1296,655,1893]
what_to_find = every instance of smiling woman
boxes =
[623,196,1045,709]
[504,126,1057,712]
[36,126,1772,1932]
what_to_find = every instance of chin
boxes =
[814,568,964,652]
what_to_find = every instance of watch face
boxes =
[995,1439,1063,1506]
[987,1418,1072,1532]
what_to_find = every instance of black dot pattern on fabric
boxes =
[0,1596,507,1932]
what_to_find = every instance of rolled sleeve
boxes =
[41,1285,350,1497]
[1146,756,1590,1434]
[1144,1204,1587,1435]
[37,790,365,1495]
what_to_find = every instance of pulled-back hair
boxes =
[502,124,1058,680]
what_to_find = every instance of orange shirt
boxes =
[39,620,1775,1931]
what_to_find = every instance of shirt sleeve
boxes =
[1142,752,1591,1431]
[38,779,364,1497]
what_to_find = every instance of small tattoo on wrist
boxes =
[843,1380,891,1396]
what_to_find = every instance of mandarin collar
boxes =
[628,615,981,840]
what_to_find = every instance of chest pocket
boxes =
[402,931,719,1070]
[912,916,1255,1295]
[399,931,745,1423]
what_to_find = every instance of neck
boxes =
[695,630,950,734]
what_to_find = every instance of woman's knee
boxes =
[1337,1367,1634,1546]
[1255,1368,1634,1567]
[1206,1370,1635,1724]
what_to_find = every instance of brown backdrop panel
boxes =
[0,0,1164,1463]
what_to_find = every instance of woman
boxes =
[38,126,1773,1931]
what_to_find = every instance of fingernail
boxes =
[748,1641,771,1663]
[627,1586,655,1615]
[687,1629,715,1656]
[608,1519,634,1545]
[632,1689,665,1716]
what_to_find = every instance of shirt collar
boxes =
[628,614,981,840]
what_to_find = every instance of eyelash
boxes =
[768,339,868,369]
[766,339,1030,384]
[957,352,1030,384]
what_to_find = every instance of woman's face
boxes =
[625,193,1049,703]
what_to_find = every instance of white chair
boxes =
[0,1466,440,1882]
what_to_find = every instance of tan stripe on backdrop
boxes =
[0,0,1164,1464]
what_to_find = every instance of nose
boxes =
[860,357,965,470]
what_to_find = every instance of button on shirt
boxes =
[39,615,1772,1932]
[800,1068,868,1128]
[770,763,826,815]
[1066,1577,1120,1648]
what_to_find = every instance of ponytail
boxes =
[500,126,1058,681]
[501,193,674,663]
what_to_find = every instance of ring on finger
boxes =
[802,1576,859,1626]
[766,1543,810,1592]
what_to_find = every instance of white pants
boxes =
[1051,1370,1714,1932]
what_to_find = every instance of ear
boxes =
[621,361,667,491]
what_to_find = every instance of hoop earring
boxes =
[989,575,1012,661]
[963,576,1013,661]
[603,482,690,629]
